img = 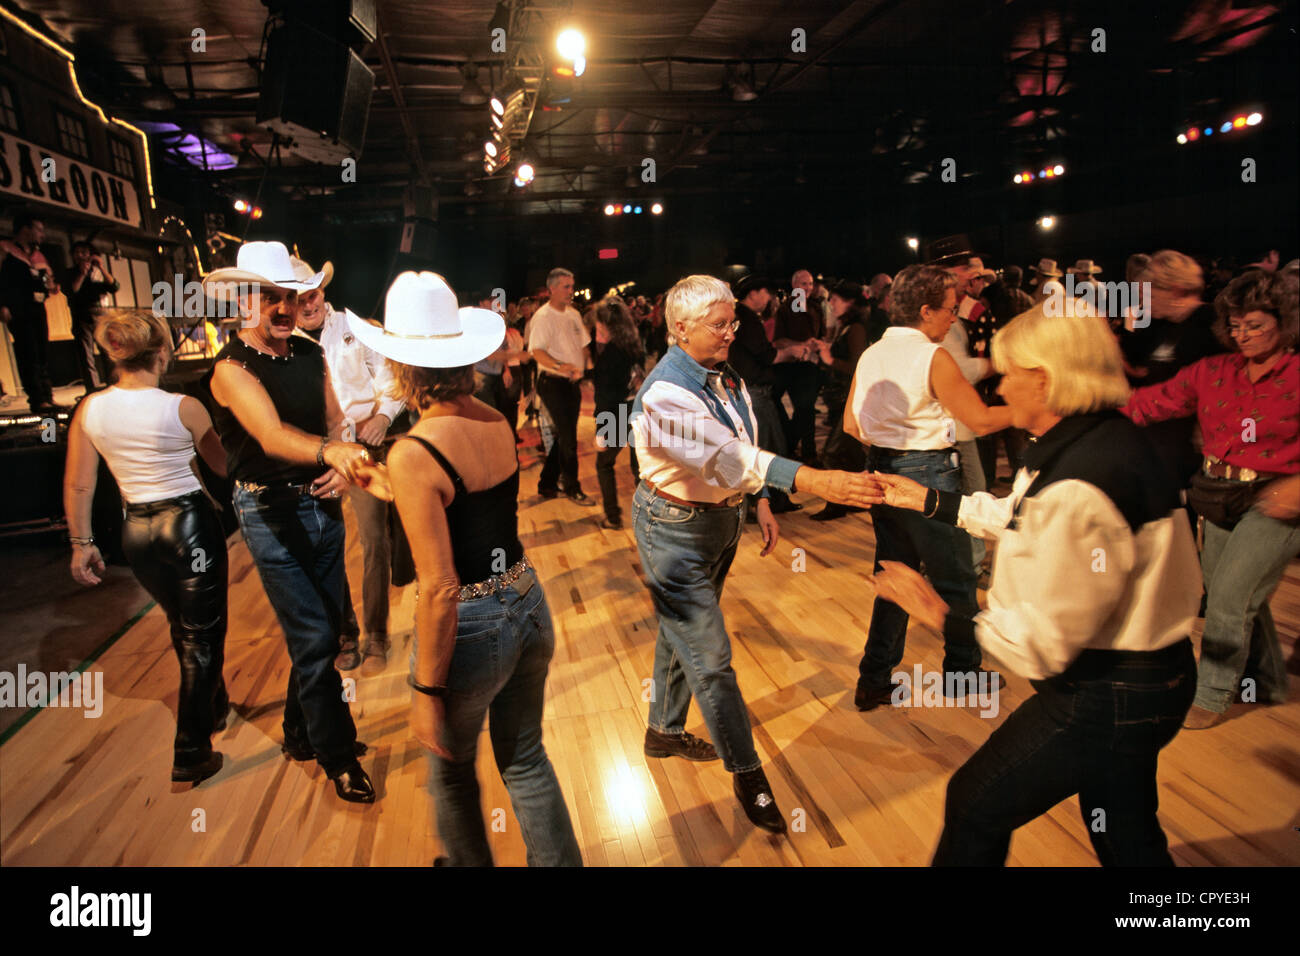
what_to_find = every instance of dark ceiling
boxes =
[11,0,1296,210]
[6,0,1297,300]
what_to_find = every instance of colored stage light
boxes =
[1220,122,1232,133]
[1203,127,1213,136]
[1233,116,1247,128]
[1187,128,1199,141]
[622,204,631,213]
[233,199,248,213]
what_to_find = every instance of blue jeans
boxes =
[859,447,981,690]
[421,568,582,867]
[232,487,359,775]
[1196,507,1300,712]
[632,482,759,773]
[933,640,1196,866]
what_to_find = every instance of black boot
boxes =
[733,768,786,833]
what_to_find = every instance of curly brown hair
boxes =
[889,265,956,327]
[1212,269,1298,351]
[387,360,476,409]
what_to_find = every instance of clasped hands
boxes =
[315,440,394,502]
[798,469,927,511]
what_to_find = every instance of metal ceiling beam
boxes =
[372,2,428,184]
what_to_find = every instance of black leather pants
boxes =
[121,491,229,767]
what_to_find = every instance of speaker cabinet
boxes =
[258,21,374,164]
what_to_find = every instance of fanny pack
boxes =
[1185,472,1260,530]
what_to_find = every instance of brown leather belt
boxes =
[1202,456,1283,483]
[644,480,744,510]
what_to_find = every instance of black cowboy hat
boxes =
[924,234,984,268]
[733,274,777,299]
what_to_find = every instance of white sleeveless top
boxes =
[81,387,202,504]
[851,327,953,450]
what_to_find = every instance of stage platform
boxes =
[2,396,1297,867]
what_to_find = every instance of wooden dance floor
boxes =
[3,407,1299,867]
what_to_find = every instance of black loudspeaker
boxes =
[257,21,374,164]
[263,0,377,46]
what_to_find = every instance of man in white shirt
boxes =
[294,258,405,674]
[528,267,594,504]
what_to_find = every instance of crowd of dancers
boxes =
[59,233,1299,866]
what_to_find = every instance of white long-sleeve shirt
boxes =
[631,347,800,503]
[955,467,1201,680]
[300,303,404,430]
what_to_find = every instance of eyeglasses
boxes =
[1227,321,1274,338]
[704,319,741,336]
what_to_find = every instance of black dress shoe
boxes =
[283,740,368,761]
[644,727,719,762]
[330,763,375,804]
[172,751,223,784]
[566,489,596,506]
[943,669,1006,698]
[538,487,559,500]
[810,503,849,522]
[854,682,895,712]
[733,768,786,833]
[598,516,623,530]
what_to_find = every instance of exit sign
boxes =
[598,248,619,260]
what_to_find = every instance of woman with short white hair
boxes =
[631,274,877,833]
[872,299,1202,865]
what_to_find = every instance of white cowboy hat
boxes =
[1068,258,1103,275]
[1031,257,1063,277]
[291,255,334,288]
[345,271,504,368]
[202,241,327,293]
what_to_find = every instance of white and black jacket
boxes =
[936,412,1202,680]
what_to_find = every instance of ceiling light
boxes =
[906,237,919,250]
[459,64,488,106]
[604,204,615,216]
[1053,164,1064,175]
[650,203,663,215]
[1038,215,1055,231]
[556,28,585,60]
[1246,112,1262,126]
[516,161,535,184]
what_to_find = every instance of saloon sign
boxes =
[0,132,143,228]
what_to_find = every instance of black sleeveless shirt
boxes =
[209,334,327,484]
[400,435,524,585]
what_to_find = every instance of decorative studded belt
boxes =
[458,556,532,602]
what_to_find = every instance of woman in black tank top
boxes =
[353,271,580,866]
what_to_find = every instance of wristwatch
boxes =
[408,676,448,698]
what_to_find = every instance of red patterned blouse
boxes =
[1122,350,1299,474]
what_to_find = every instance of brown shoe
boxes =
[1182,705,1224,730]
[360,637,389,677]
[335,640,361,671]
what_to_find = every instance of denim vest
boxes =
[631,345,756,444]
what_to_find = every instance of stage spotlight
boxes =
[233,199,248,213]
[1246,112,1262,126]
[650,202,663,215]
[1176,133,1187,144]
[1013,174,1022,184]
[1044,168,1055,178]
[556,28,585,60]
[484,140,499,158]
[622,204,631,213]
[572,56,586,78]
[1203,127,1213,136]
[633,206,642,214]
[906,237,919,250]
[1187,128,1199,141]
[1220,122,1232,134]
[516,161,535,184]
[1053,164,1064,175]
[490,80,525,119]
[1038,215,1055,231]
[1233,115,1247,128]
[251,207,263,220]
[604,204,615,216]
